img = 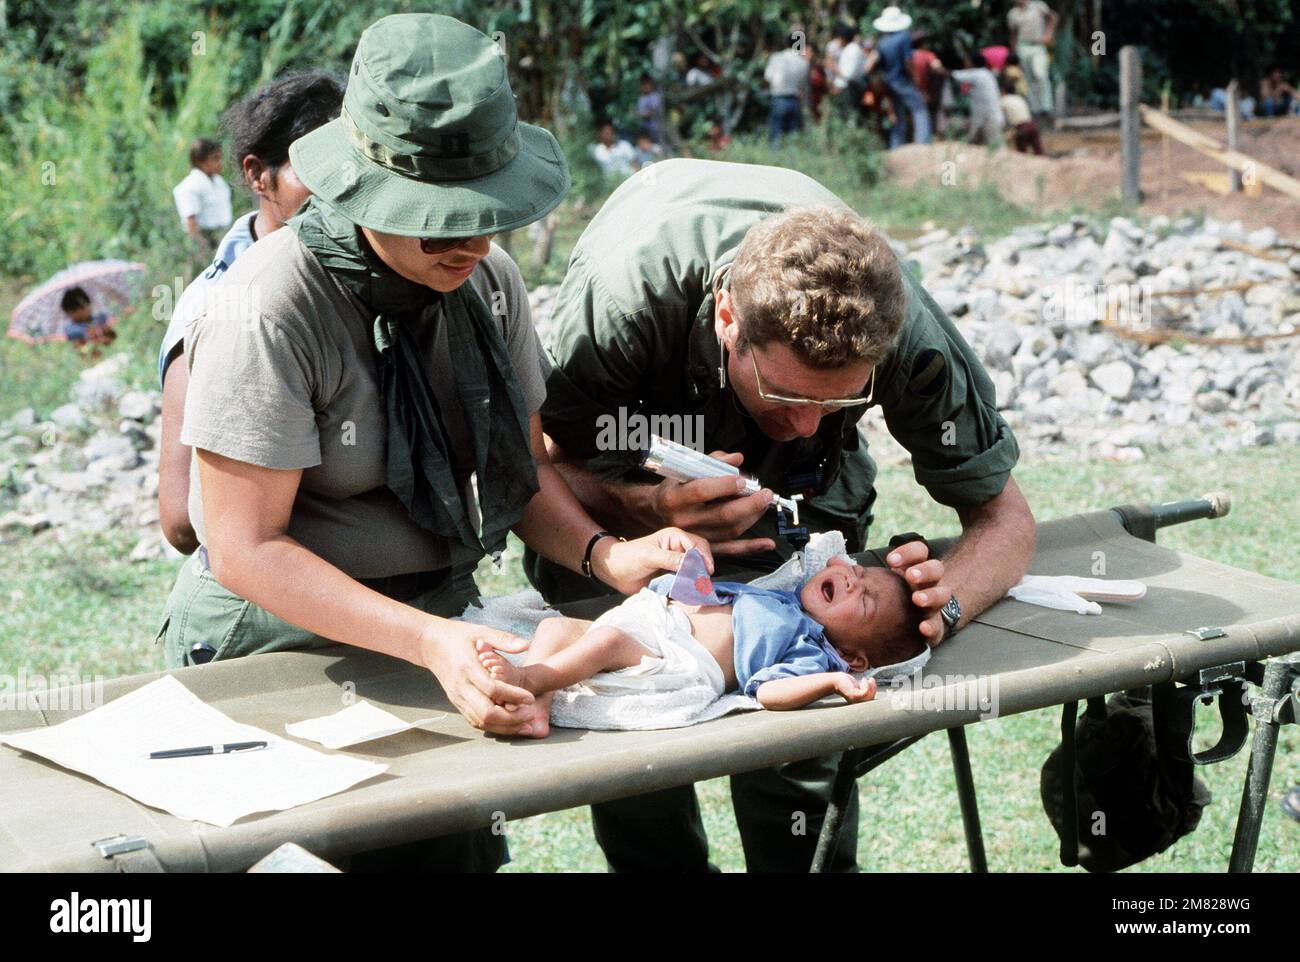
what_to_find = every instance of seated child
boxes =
[478,555,926,737]
[999,74,1042,155]
[60,286,117,349]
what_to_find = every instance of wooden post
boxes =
[1120,46,1142,204]
[1160,88,1170,202]
[1226,80,1241,193]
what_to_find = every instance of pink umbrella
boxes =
[8,260,147,343]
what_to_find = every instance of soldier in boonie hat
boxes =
[162,12,717,872]
[289,13,569,236]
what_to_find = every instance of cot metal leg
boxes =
[811,748,862,873]
[947,727,988,873]
[810,733,978,873]
[1229,656,1299,873]
[1059,701,1080,867]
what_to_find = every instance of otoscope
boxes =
[641,435,810,562]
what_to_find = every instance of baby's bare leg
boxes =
[519,625,647,695]
[525,616,594,665]
[478,619,646,697]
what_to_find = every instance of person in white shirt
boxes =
[1007,0,1058,119]
[765,29,810,144]
[589,121,638,178]
[172,138,233,252]
[685,54,714,88]
[832,21,872,123]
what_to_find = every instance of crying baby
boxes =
[477,555,927,738]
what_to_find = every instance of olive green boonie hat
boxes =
[289,13,570,236]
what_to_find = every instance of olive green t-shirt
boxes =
[182,228,546,578]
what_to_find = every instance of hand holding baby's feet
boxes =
[474,640,552,737]
[835,674,877,704]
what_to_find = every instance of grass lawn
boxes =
[3,444,1296,872]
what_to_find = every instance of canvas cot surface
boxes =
[2,509,1298,872]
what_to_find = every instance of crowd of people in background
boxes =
[586,1,1067,179]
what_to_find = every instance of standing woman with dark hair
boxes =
[158,71,345,554]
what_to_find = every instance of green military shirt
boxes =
[534,158,1018,595]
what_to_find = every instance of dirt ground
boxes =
[885,115,1300,238]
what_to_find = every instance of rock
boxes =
[3,435,38,457]
[982,321,1022,370]
[46,471,104,494]
[1246,227,1278,249]
[1049,368,1089,401]
[1195,390,1232,414]
[1089,361,1135,400]
[118,421,153,451]
[1047,222,1075,245]
[992,369,1017,409]
[118,391,159,423]
[1274,422,1300,445]
[49,403,86,430]
[0,511,50,534]
[913,228,952,247]
[84,431,140,469]
[1245,284,1286,308]
[73,354,130,412]
[5,408,37,431]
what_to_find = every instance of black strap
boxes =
[581,531,617,579]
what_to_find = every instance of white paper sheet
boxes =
[285,701,443,750]
[0,676,387,827]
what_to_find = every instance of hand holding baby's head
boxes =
[798,557,927,671]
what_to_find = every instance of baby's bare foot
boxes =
[475,639,528,689]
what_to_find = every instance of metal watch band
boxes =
[940,595,962,636]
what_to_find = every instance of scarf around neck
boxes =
[289,197,539,600]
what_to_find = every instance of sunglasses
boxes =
[748,348,875,411]
[419,234,494,254]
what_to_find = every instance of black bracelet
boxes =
[581,531,622,579]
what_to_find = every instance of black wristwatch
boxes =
[940,595,962,637]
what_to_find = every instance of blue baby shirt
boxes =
[649,576,850,697]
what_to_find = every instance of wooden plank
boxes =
[1140,105,1300,200]
[1181,171,1263,198]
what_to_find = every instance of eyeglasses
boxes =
[419,234,494,254]
[748,349,875,411]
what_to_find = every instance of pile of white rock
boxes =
[889,215,1300,462]
[0,354,176,558]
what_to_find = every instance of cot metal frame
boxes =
[811,496,1300,873]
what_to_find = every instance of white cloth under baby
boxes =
[548,589,758,730]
